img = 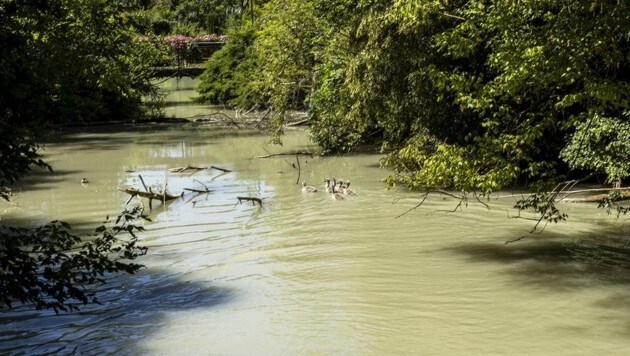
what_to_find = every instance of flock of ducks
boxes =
[301,176,356,200]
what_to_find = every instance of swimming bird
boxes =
[331,190,344,200]
[80,178,89,184]
[302,181,318,193]
[343,180,355,195]
[324,176,334,193]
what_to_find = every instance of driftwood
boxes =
[285,119,309,127]
[183,179,213,194]
[237,196,263,206]
[120,174,183,209]
[169,165,233,174]
[119,188,183,201]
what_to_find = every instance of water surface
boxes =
[1,82,629,355]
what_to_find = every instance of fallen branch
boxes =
[169,165,232,174]
[184,188,213,193]
[258,151,315,159]
[119,188,183,202]
[183,179,213,194]
[210,165,232,173]
[286,119,309,127]
[237,196,263,207]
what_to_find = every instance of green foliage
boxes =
[196,22,262,108]
[0,208,148,313]
[0,0,163,195]
[197,0,629,195]
[515,193,569,227]
[561,114,630,184]
[174,0,242,34]
[1,0,162,125]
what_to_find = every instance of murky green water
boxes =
[1,80,629,355]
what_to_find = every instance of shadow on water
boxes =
[446,228,630,331]
[9,169,86,196]
[447,229,630,290]
[0,268,235,355]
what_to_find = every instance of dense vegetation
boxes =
[198,1,629,202]
[0,0,161,311]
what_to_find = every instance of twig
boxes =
[474,193,490,210]
[395,192,430,219]
[184,188,213,193]
[210,165,232,173]
[295,155,301,185]
[139,175,148,191]
[193,179,210,191]
[505,235,528,244]
[258,151,315,158]
[442,12,466,20]
[286,119,309,127]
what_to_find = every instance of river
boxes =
[1,78,629,355]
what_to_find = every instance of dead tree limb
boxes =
[169,165,232,174]
[286,119,309,127]
[258,151,315,159]
[210,165,232,173]
[237,196,263,206]
[119,188,183,202]
[184,188,213,193]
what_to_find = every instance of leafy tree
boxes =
[1,0,158,311]
[196,21,263,108]
[197,0,629,213]
[1,209,148,313]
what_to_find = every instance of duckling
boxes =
[334,179,345,194]
[80,178,89,184]
[301,181,318,193]
[331,191,344,200]
[329,178,344,200]
[324,176,334,193]
[343,180,355,195]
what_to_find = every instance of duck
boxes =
[329,178,344,200]
[301,181,318,193]
[343,180,355,195]
[323,176,334,193]
[331,190,344,200]
[80,178,89,184]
